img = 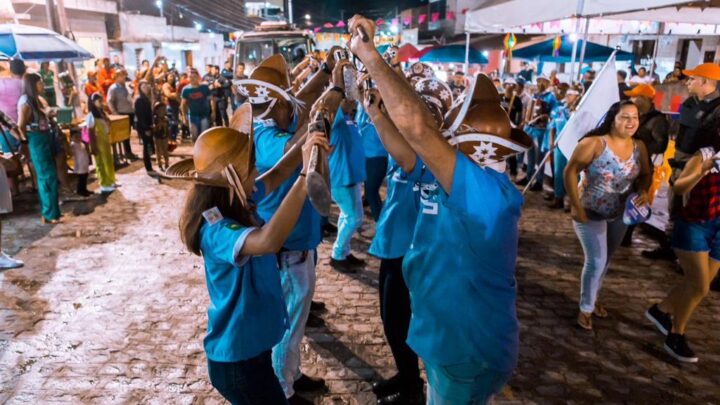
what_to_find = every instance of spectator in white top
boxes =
[630,67,654,86]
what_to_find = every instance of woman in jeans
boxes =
[646,133,720,363]
[174,107,329,404]
[564,101,652,330]
[17,73,61,224]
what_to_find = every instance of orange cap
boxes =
[624,84,656,99]
[682,63,720,81]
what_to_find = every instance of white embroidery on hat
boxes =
[428,80,440,91]
[471,141,498,164]
[238,86,250,97]
[255,86,270,100]
[439,89,451,101]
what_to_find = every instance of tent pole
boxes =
[464,32,470,74]
[577,17,590,82]
[569,0,585,84]
[651,23,664,80]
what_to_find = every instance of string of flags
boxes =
[312,12,456,34]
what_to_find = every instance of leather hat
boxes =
[405,62,435,85]
[234,54,296,119]
[414,78,453,129]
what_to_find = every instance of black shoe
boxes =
[543,192,554,201]
[306,313,325,328]
[621,232,633,247]
[372,374,402,397]
[530,181,543,192]
[345,253,366,266]
[547,197,564,209]
[711,274,720,292]
[645,304,671,336]
[330,258,357,274]
[377,384,424,405]
[288,394,314,405]
[293,374,328,393]
[641,247,676,261]
[310,300,326,313]
[126,154,140,161]
[514,177,529,186]
[664,333,698,363]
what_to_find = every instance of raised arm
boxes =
[241,132,329,254]
[673,152,720,196]
[363,88,416,172]
[348,15,456,192]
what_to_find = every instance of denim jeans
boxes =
[365,157,388,221]
[524,125,546,186]
[272,250,316,398]
[331,184,364,260]
[425,362,511,405]
[208,350,288,405]
[573,217,627,313]
[189,115,210,141]
[552,147,568,198]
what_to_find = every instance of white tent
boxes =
[610,5,720,24]
[464,0,700,33]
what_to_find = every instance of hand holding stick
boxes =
[305,109,333,216]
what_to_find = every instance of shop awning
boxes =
[511,35,634,62]
[464,0,697,33]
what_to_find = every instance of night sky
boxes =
[291,0,430,23]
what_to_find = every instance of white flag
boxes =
[558,53,620,159]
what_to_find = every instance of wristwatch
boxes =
[321,62,332,75]
[329,86,346,98]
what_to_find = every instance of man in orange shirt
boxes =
[84,71,103,99]
[97,58,115,97]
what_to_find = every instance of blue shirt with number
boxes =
[356,104,387,158]
[403,151,521,371]
[329,109,367,188]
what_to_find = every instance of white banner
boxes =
[558,52,619,159]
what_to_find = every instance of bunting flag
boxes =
[376,18,384,26]
[447,11,456,21]
[391,18,398,26]
[431,12,440,22]
[314,27,321,33]
[403,17,411,26]
[552,36,562,57]
[418,14,427,24]
[503,33,517,52]
[323,22,334,28]
[336,20,346,28]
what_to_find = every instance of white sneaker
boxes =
[0,252,23,270]
[100,185,116,193]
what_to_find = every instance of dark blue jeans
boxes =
[365,156,388,221]
[208,351,289,405]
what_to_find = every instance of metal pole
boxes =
[577,17,590,82]
[464,32,470,74]
[568,0,585,83]
[288,0,293,24]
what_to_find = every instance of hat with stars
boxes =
[414,77,453,130]
[443,74,532,171]
[405,62,435,85]
[233,54,303,120]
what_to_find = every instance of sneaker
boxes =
[664,333,698,363]
[547,197,564,209]
[346,253,366,266]
[372,374,402,397]
[0,252,24,270]
[330,258,357,274]
[377,388,424,405]
[514,177,529,186]
[293,374,327,393]
[530,181,543,192]
[645,304,672,336]
[641,246,676,261]
[99,185,116,193]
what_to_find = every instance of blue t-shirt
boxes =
[369,157,421,259]
[181,84,211,117]
[329,109,367,189]
[355,104,387,159]
[199,181,288,362]
[253,120,321,251]
[402,151,521,371]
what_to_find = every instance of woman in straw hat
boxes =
[173,104,329,404]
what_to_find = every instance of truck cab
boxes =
[234,21,314,76]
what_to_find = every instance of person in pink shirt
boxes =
[0,60,25,123]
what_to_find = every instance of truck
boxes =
[233,21,315,75]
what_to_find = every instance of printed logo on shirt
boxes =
[225,223,241,231]
[202,207,223,225]
[391,169,408,184]
[415,182,439,215]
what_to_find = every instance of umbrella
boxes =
[397,43,419,62]
[0,24,93,61]
[418,45,488,64]
[512,36,634,63]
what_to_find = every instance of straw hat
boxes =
[443,74,532,170]
[163,104,255,206]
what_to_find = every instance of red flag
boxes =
[461,8,469,15]
[447,11,456,20]
[403,17,411,26]
[323,22,334,28]
[314,27,321,33]
[336,20,346,28]
[376,18,384,26]
[431,12,440,22]
[418,14,427,24]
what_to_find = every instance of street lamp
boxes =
[304,14,311,20]
[195,22,203,31]
[390,25,399,34]
[155,0,163,18]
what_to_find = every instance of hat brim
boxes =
[682,68,720,81]
[510,127,533,151]
[161,158,196,180]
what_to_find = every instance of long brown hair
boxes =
[179,184,259,256]
[22,72,44,118]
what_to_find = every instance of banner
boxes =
[558,53,619,159]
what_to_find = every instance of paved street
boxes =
[1,146,719,404]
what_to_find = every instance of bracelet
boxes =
[330,86,345,98]
[299,172,307,178]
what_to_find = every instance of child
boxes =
[153,102,170,171]
[71,129,91,197]
[170,104,329,404]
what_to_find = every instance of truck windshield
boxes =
[235,37,309,73]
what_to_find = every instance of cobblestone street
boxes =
[1,149,719,404]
